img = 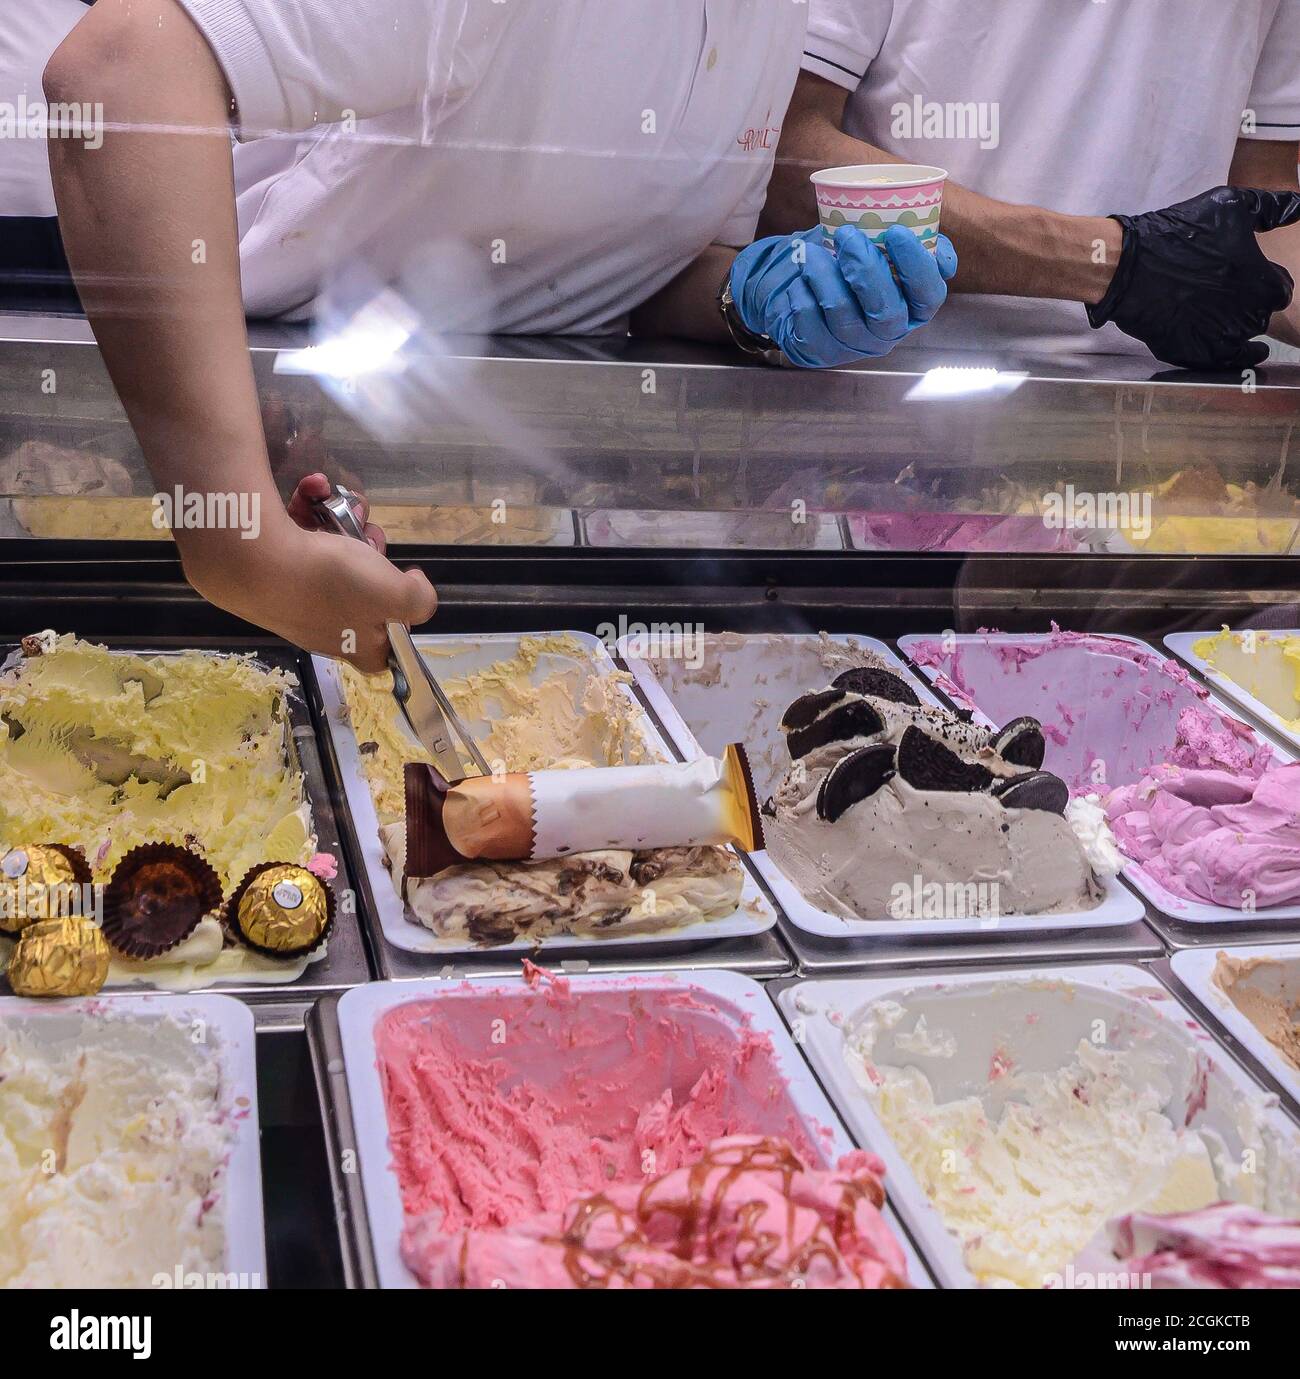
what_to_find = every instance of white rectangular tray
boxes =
[1170,944,1300,1109]
[776,964,1300,1289]
[899,631,1299,926]
[622,632,1141,939]
[1165,630,1300,754]
[0,991,265,1286]
[314,631,776,956]
[336,970,933,1289]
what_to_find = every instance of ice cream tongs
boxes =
[312,484,489,778]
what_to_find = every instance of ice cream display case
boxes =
[2,311,1300,1291]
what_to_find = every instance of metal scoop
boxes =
[312,484,488,778]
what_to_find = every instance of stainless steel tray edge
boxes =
[305,992,379,1289]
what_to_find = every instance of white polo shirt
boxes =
[174,0,806,332]
[0,0,88,216]
[803,0,1300,358]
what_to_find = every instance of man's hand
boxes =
[1087,186,1300,371]
[730,225,956,368]
[185,486,437,672]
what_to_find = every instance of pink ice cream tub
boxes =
[334,970,934,1289]
[811,163,947,252]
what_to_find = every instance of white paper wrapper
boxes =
[403,746,761,876]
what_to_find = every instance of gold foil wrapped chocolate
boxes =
[404,744,764,878]
[8,917,111,997]
[0,844,93,936]
[227,862,334,958]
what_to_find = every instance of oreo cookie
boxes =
[895,724,994,793]
[815,743,896,822]
[830,666,921,707]
[787,699,886,760]
[992,716,1046,770]
[992,771,1070,815]
[780,688,846,733]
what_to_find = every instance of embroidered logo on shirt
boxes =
[737,109,781,152]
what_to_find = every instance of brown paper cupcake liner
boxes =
[225,860,335,960]
[101,842,222,959]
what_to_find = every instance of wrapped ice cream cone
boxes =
[404,744,763,878]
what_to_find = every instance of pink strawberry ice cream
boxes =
[403,1135,908,1288]
[849,512,1084,555]
[374,975,909,1288]
[906,627,1256,794]
[907,628,1291,909]
[1106,755,1300,910]
[1105,1204,1300,1288]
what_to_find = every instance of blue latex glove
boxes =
[730,224,957,368]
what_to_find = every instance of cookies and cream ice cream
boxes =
[0,1008,234,1287]
[1214,952,1300,1074]
[340,636,744,945]
[0,634,326,988]
[644,632,896,802]
[765,666,1107,920]
[1193,627,1300,732]
[377,972,909,1289]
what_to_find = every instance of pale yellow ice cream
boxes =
[847,1006,1222,1288]
[1193,627,1300,732]
[1118,471,1300,555]
[339,634,655,824]
[0,634,320,988]
[370,504,570,546]
[340,635,743,945]
[0,1010,234,1287]
[14,496,170,541]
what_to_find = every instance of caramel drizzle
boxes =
[543,1138,904,1289]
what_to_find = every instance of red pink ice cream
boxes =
[374,975,909,1289]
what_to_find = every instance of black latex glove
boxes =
[1087,186,1300,371]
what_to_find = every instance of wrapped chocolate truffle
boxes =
[0,844,93,936]
[8,916,111,997]
[101,842,222,958]
[226,862,334,958]
[404,744,763,878]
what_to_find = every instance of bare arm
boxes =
[1229,136,1300,347]
[761,72,1122,305]
[628,244,737,345]
[45,1,278,572]
[43,0,434,667]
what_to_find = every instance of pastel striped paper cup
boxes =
[811,164,947,253]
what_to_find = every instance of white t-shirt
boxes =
[0,0,88,217]
[175,0,806,331]
[803,0,1300,358]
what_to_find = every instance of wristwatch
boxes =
[718,272,785,365]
